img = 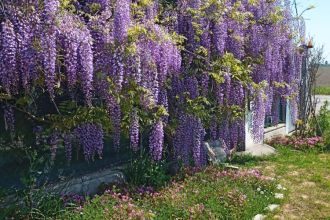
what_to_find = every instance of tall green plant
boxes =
[123,150,170,189]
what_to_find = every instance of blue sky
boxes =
[296,0,330,62]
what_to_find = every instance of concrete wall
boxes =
[286,100,295,134]
[264,124,286,141]
[245,108,264,150]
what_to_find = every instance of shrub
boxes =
[314,101,330,135]
[310,101,330,150]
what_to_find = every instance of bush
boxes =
[314,101,330,135]
[311,101,330,150]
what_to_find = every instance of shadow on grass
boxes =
[228,153,271,167]
[227,146,308,167]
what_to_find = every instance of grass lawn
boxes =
[59,147,330,220]
[62,166,281,219]
[315,86,330,95]
[232,147,330,219]
[260,148,330,219]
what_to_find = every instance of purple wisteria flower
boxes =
[0,19,18,94]
[74,123,104,162]
[149,120,164,161]
[113,0,131,42]
[3,105,15,133]
[130,109,140,152]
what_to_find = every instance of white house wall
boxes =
[286,100,295,134]
[245,109,263,151]
[245,99,294,150]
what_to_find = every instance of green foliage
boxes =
[120,80,168,138]
[228,104,245,121]
[123,151,171,189]
[127,24,149,43]
[315,86,330,95]
[311,101,330,150]
[314,101,330,135]
[210,53,253,86]
[185,96,212,122]
[60,0,77,11]
[173,80,246,127]
[180,49,251,128]
[48,102,112,133]
[159,0,176,7]
[1,191,64,219]
[0,93,12,100]
[87,3,102,14]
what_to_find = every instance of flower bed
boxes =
[267,135,324,150]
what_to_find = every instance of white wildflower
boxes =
[265,204,279,212]
[275,193,284,199]
[253,214,266,220]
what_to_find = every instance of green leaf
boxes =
[16,96,31,107]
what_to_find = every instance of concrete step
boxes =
[240,144,276,157]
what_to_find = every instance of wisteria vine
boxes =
[0,0,303,166]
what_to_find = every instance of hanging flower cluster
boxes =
[0,0,303,166]
[170,0,302,164]
[74,123,104,162]
[3,105,15,134]
[0,0,94,103]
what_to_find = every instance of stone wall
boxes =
[51,167,125,196]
